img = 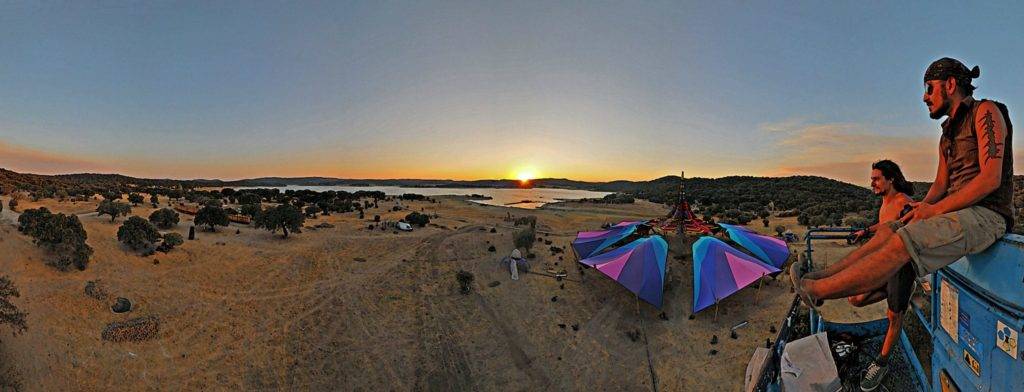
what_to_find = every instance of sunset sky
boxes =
[1,1,1023,185]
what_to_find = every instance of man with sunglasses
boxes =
[789,57,1014,391]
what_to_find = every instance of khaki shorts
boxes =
[889,206,1006,278]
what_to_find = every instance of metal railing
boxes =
[803,227,858,334]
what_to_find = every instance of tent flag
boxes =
[692,237,780,313]
[718,223,791,268]
[572,221,645,258]
[578,235,667,308]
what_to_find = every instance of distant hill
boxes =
[597,174,872,208]
[0,169,610,191]
[213,177,610,189]
[3,167,1020,232]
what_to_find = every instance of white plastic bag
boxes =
[780,332,840,392]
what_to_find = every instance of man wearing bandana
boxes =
[789,57,1014,391]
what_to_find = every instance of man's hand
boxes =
[846,229,869,245]
[900,201,941,224]
[852,229,868,241]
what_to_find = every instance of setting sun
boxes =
[511,167,540,187]
[513,166,539,180]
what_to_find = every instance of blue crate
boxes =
[932,234,1024,392]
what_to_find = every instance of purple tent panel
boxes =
[613,220,644,228]
[718,223,791,268]
[572,221,644,258]
[579,235,667,308]
[692,236,780,313]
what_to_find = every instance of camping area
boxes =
[0,189,886,391]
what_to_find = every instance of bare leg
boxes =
[805,234,911,300]
[848,286,887,307]
[808,224,896,280]
[880,309,903,358]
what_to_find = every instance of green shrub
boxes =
[148,208,180,229]
[0,275,28,336]
[843,216,871,229]
[96,200,131,222]
[808,215,828,227]
[203,198,224,208]
[254,204,305,238]
[157,233,184,253]
[304,205,321,218]
[128,193,144,206]
[513,215,537,228]
[513,226,536,251]
[240,203,263,219]
[736,212,754,225]
[17,207,51,235]
[195,206,229,232]
[238,193,261,205]
[405,212,430,227]
[117,216,162,251]
[19,211,92,271]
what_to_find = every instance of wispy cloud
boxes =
[0,141,111,175]
[760,120,938,184]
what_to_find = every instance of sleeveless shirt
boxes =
[939,96,1015,230]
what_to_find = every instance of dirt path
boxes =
[0,197,887,391]
[473,291,552,386]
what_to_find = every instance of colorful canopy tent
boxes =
[718,223,791,268]
[657,198,715,236]
[692,237,780,313]
[613,220,645,228]
[572,221,645,258]
[578,235,668,308]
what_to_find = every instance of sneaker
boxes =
[788,263,822,309]
[860,359,889,391]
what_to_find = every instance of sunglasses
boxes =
[925,80,948,95]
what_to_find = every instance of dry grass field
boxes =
[0,195,883,391]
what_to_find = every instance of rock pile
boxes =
[84,280,109,301]
[101,316,160,342]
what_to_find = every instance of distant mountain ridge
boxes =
[0,169,879,192]
[0,169,613,190]
[5,167,1021,233]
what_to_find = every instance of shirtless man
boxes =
[847,160,916,390]
[851,160,915,243]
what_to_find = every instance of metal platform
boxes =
[754,229,1024,391]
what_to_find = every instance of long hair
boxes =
[872,160,914,196]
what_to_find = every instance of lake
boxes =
[238,186,611,209]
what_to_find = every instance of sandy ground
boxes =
[0,195,888,391]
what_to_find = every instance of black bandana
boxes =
[924,57,980,83]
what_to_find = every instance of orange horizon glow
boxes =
[12,136,1024,185]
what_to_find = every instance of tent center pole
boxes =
[754,273,765,304]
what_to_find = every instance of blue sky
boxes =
[1,1,1022,184]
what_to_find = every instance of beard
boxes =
[929,91,951,119]
[873,188,885,196]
